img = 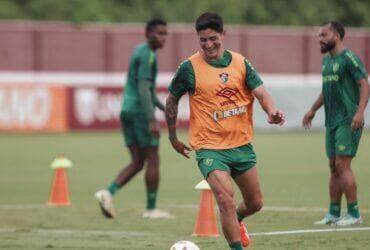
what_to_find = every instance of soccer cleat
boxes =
[142,209,174,219]
[239,222,251,247]
[335,214,362,226]
[314,213,340,225]
[94,189,115,219]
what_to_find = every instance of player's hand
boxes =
[149,120,160,138]
[302,110,315,129]
[170,138,191,158]
[351,112,364,131]
[268,110,285,126]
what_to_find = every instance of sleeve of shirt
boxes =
[244,59,263,90]
[345,52,368,82]
[137,49,155,81]
[168,60,195,98]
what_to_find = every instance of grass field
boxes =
[0,131,369,249]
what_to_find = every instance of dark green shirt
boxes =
[322,49,368,128]
[121,43,163,121]
[169,50,263,98]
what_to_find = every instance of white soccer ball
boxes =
[170,240,200,250]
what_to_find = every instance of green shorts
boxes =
[196,143,257,179]
[326,124,362,158]
[120,111,159,148]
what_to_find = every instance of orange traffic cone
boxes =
[192,180,219,237]
[47,155,73,206]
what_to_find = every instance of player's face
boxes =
[147,25,168,50]
[318,25,337,54]
[198,28,224,61]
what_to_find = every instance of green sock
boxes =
[146,190,157,210]
[347,201,360,218]
[237,211,245,222]
[107,182,120,195]
[229,242,243,250]
[329,202,341,217]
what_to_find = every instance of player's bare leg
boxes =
[207,170,240,245]
[234,167,262,247]
[144,146,159,191]
[114,146,145,186]
[335,155,361,225]
[335,156,357,202]
[95,146,145,218]
[142,146,172,218]
[329,157,343,204]
[235,167,263,218]
[315,158,343,224]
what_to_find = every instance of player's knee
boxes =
[132,160,144,171]
[215,192,235,214]
[250,198,263,213]
[334,160,345,176]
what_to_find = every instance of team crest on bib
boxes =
[219,72,229,83]
[333,63,339,73]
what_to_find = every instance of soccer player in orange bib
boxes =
[165,12,285,250]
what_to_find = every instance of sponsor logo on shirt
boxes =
[323,75,339,83]
[216,87,238,98]
[213,105,247,122]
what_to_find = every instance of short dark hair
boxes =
[146,18,167,33]
[195,12,223,33]
[326,21,345,40]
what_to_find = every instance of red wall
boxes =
[0,22,369,73]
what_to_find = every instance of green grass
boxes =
[0,131,369,249]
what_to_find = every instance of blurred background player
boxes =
[165,12,285,250]
[95,18,172,219]
[303,21,369,226]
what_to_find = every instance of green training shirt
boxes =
[168,50,263,98]
[121,43,163,121]
[322,49,368,128]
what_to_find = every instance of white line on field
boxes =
[0,228,147,237]
[1,227,369,238]
[250,227,370,236]
[1,204,370,213]
[166,205,370,214]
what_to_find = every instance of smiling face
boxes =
[198,28,224,61]
[318,24,339,54]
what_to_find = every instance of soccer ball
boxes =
[170,240,200,250]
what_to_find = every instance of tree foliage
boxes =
[0,0,369,27]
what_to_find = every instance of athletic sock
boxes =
[329,202,341,217]
[347,201,360,218]
[107,182,120,195]
[236,211,245,222]
[146,190,157,210]
[229,241,243,250]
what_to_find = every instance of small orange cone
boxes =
[192,180,219,237]
[47,155,73,206]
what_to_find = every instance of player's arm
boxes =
[352,78,369,130]
[244,58,285,125]
[252,85,285,125]
[165,60,194,158]
[346,52,370,130]
[165,93,190,158]
[138,79,160,137]
[302,93,324,130]
[152,91,165,111]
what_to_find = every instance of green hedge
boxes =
[1,0,369,27]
